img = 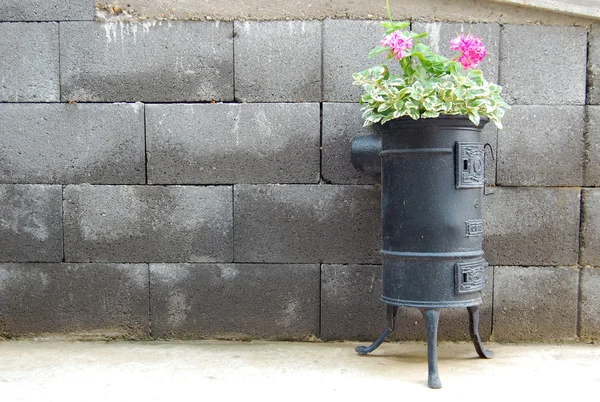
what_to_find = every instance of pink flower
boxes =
[381,31,413,60]
[450,34,487,69]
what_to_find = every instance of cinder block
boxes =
[323,20,387,102]
[321,103,379,185]
[580,268,600,340]
[234,185,380,264]
[234,21,321,102]
[60,21,233,102]
[0,263,149,339]
[581,189,600,267]
[146,103,320,184]
[0,0,94,21]
[497,105,585,186]
[412,22,500,84]
[588,25,600,105]
[64,185,233,263]
[321,264,492,342]
[499,25,587,105]
[0,22,59,102]
[0,103,145,184]
[586,106,600,186]
[483,187,580,266]
[493,266,579,342]
[150,263,319,340]
[0,185,62,262]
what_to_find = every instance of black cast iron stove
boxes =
[351,115,493,389]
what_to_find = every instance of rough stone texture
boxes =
[234,185,380,264]
[321,264,493,342]
[412,22,500,84]
[0,185,63,262]
[234,21,321,102]
[499,25,587,105]
[0,0,95,21]
[60,21,233,102]
[146,103,320,184]
[586,106,600,186]
[323,20,386,102]
[64,185,233,263]
[483,187,580,266]
[0,263,149,338]
[580,268,600,340]
[497,105,585,186]
[493,266,579,341]
[589,25,600,105]
[0,22,59,102]
[581,189,600,267]
[150,263,319,339]
[321,103,380,185]
[0,103,145,184]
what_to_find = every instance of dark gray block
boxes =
[581,189,600,267]
[0,22,59,102]
[412,22,500,84]
[499,25,587,105]
[146,103,320,184]
[483,187,580,266]
[0,263,149,339]
[150,263,319,340]
[497,105,585,186]
[0,185,62,262]
[321,103,379,185]
[493,266,579,341]
[64,185,233,263]
[234,185,381,264]
[580,268,600,340]
[60,21,233,102]
[0,0,94,21]
[0,103,145,184]
[321,264,492,342]
[323,20,388,102]
[589,25,600,105]
[234,21,321,102]
[586,106,600,186]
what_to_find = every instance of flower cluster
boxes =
[380,31,413,60]
[450,34,487,70]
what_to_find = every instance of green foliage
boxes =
[353,24,510,128]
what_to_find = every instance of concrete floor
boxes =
[0,340,598,401]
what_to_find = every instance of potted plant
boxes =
[350,1,509,389]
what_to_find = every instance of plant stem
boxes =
[386,0,392,22]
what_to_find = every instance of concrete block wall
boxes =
[1,2,599,342]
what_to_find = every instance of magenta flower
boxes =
[381,31,413,60]
[450,34,487,69]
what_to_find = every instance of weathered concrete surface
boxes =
[233,185,381,264]
[580,268,600,340]
[490,0,600,20]
[63,185,233,262]
[146,103,320,184]
[587,106,600,186]
[150,263,319,339]
[95,0,597,25]
[581,189,600,267]
[0,103,145,184]
[60,21,233,102]
[493,266,579,341]
[500,25,588,105]
[0,341,598,400]
[0,185,63,262]
[0,22,59,102]
[0,263,149,338]
[320,264,493,342]
[589,25,600,105]
[0,0,95,21]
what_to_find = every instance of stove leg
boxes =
[467,305,494,359]
[421,308,442,389]
[355,305,398,355]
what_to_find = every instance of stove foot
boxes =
[421,308,442,389]
[468,305,494,359]
[355,305,398,355]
